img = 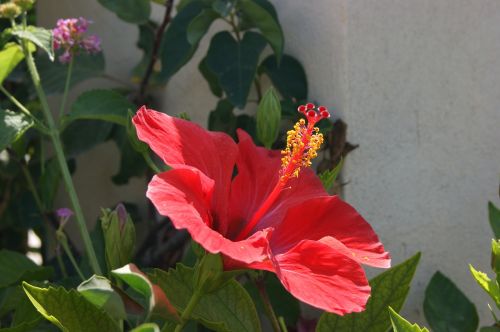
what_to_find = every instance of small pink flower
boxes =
[52,17,101,64]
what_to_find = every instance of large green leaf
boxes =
[238,0,283,60]
[469,264,500,309]
[0,285,41,330]
[22,282,120,332]
[199,56,223,97]
[0,43,25,85]
[159,1,206,81]
[206,31,266,108]
[389,307,429,332]
[149,264,261,332]
[316,252,421,332]
[260,54,308,100]
[187,8,219,45]
[0,109,33,152]
[38,157,61,210]
[112,264,178,322]
[77,275,127,321]
[111,125,148,185]
[61,120,113,157]
[64,89,133,126]
[208,99,236,135]
[423,271,478,332]
[37,52,105,95]
[11,26,54,60]
[0,250,53,289]
[98,0,151,24]
[489,202,500,239]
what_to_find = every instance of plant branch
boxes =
[255,277,282,332]
[174,290,202,332]
[138,0,175,99]
[58,57,73,120]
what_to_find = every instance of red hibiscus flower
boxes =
[133,104,390,315]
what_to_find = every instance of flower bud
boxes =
[193,253,223,293]
[256,87,281,149]
[0,3,21,19]
[12,0,35,11]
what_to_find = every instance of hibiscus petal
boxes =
[271,196,390,268]
[147,167,271,264]
[272,240,370,314]
[133,106,238,224]
[228,130,325,237]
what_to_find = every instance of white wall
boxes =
[39,0,500,325]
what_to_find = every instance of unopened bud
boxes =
[256,87,281,149]
[12,0,35,11]
[0,3,21,19]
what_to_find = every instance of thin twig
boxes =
[138,0,175,99]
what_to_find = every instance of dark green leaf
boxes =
[0,250,53,288]
[0,43,25,85]
[199,56,223,97]
[98,0,151,24]
[22,282,120,332]
[260,54,307,100]
[237,0,283,59]
[150,264,261,332]
[424,271,478,332]
[389,307,429,332]
[37,52,105,95]
[0,109,33,151]
[256,87,281,148]
[208,99,235,135]
[77,275,127,321]
[212,0,234,16]
[64,89,134,126]
[11,26,54,60]
[0,285,41,329]
[187,9,219,45]
[61,120,113,157]
[206,31,266,108]
[236,114,256,139]
[319,158,344,191]
[38,157,61,210]
[111,264,179,322]
[111,125,147,185]
[159,1,206,81]
[316,252,421,332]
[489,201,500,239]
[480,327,500,332]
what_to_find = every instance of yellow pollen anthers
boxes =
[279,103,330,182]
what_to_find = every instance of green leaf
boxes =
[0,43,24,85]
[37,52,105,95]
[100,205,136,272]
[0,285,41,329]
[22,282,120,332]
[0,109,33,152]
[423,271,478,332]
[61,120,113,157]
[319,158,344,191]
[187,8,219,45]
[492,239,500,277]
[159,1,206,81]
[64,89,134,126]
[256,87,281,148]
[77,275,127,321]
[237,0,283,60]
[489,201,500,239]
[199,56,223,97]
[206,31,266,108]
[0,250,53,288]
[316,252,421,332]
[38,157,61,210]
[111,264,179,322]
[11,26,54,60]
[98,0,151,24]
[480,327,500,332]
[212,0,234,16]
[149,264,261,332]
[469,264,500,309]
[131,323,161,332]
[389,307,429,332]
[260,54,308,101]
[111,125,148,185]
[208,99,236,135]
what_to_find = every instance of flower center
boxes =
[234,104,329,241]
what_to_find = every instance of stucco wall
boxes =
[39,0,500,324]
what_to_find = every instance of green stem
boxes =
[142,151,162,173]
[20,163,45,214]
[254,78,263,102]
[255,278,281,332]
[58,57,73,120]
[57,230,85,281]
[0,85,50,134]
[56,247,68,279]
[173,291,202,332]
[19,16,102,275]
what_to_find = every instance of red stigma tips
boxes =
[297,103,332,123]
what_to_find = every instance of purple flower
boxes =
[52,17,101,64]
[56,208,74,219]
